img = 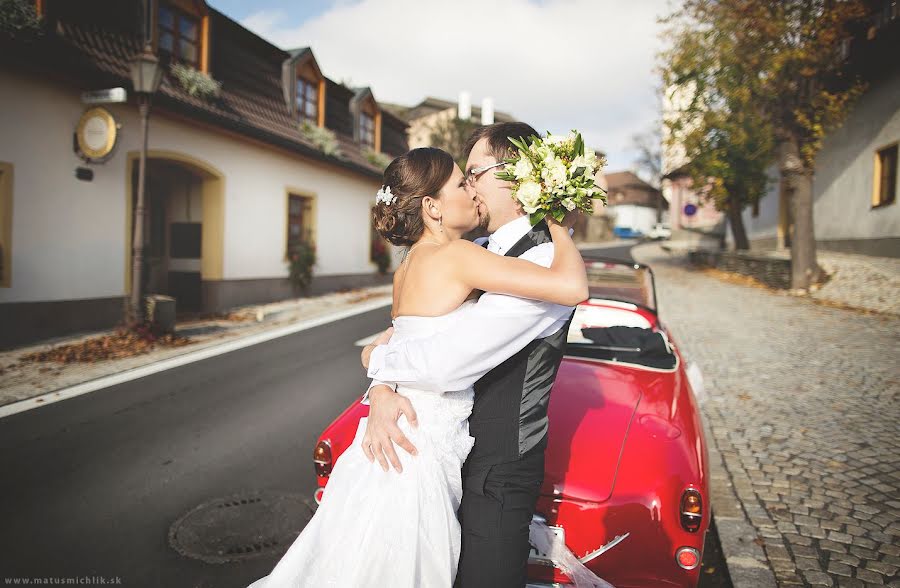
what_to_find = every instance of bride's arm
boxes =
[446,219,588,306]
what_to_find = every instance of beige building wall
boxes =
[407,108,457,149]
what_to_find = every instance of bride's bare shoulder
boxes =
[444,239,486,258]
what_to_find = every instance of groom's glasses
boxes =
[465,161,506,185]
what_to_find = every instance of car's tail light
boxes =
[680,489,702,532]
[676,546,700,570]
[313,439,333,477]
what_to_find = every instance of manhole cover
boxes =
[168,491,316,564]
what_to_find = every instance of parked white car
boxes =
[647,223,672,240]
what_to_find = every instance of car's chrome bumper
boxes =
[526,583,572,588]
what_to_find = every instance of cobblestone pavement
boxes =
[632,243,900,588]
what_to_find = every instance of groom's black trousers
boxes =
[454,449,545,588]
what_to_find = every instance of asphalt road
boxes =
[0,239,730,587]
[0,306,392,587]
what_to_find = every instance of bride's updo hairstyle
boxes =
[373,147,455,247]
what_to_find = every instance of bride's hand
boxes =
[546,211,579,231]
[373,326,394,346]
[362,385,418,473]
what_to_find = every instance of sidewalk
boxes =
[0,285,393,412]
[661,239,900,316]
[633,242,900,587]
[811,251,900,316]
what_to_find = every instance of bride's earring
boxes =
[439,216,443,231]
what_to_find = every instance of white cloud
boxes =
[240,0,669,171]
[240,9,289,35]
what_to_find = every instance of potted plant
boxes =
[287,241,316,295]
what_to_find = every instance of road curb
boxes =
[0,296,392,419]
[703,414,778,588]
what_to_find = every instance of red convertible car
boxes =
[312,256,710,587]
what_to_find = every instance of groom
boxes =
[362,122,576,587]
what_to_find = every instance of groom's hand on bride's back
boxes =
[361,385,418,473]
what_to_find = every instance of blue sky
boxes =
[208,0,669,173]
[210,0,330,33]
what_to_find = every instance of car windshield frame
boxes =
[580,255,659,317]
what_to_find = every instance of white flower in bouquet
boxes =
[545,134,567,145]
[536,145,554,162]
[513,157,534,180]
[495,130,608,226]
[571,152,597,170]
[517,181,543,213]
[541,158,568,189]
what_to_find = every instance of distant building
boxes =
[383,95,516,150]
[660,83,726,235]
[604,171,667,237]
[0,0,409,349]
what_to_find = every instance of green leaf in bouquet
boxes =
[520,150,539,166]
[529,210,546,226]
[572,166,586,178]
[508,136,529,153]
[550,207,566,223]
[574,133,584,157]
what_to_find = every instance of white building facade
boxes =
[0,0,408,348]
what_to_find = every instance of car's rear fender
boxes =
[315,398,368,487]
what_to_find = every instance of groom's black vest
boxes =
[466,221,574,469]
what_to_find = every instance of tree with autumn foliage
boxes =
[661,0,868,288]
[666,95,775,250]
[661,20,777,251]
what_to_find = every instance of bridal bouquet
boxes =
[495,131,607,226]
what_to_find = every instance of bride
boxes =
[247,147,588,587]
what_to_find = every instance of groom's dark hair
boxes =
[463,121,540,163]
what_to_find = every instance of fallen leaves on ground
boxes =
[18,328,193,365]
[696,267,774,291]
[220,310,261,322]
[347,291,384,304]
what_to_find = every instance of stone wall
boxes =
[688,250,792,289]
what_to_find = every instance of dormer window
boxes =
[157,1,210,72]
[353,89,381,152]
[286,49,325,127]
[297,77,319,123]
[360,112,375,148]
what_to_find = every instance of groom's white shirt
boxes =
[362,215,574,401]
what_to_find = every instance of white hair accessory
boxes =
[376,185,396,206]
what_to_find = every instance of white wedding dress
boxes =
[247,300,478,588]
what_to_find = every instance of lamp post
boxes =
[128,43,163,327]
